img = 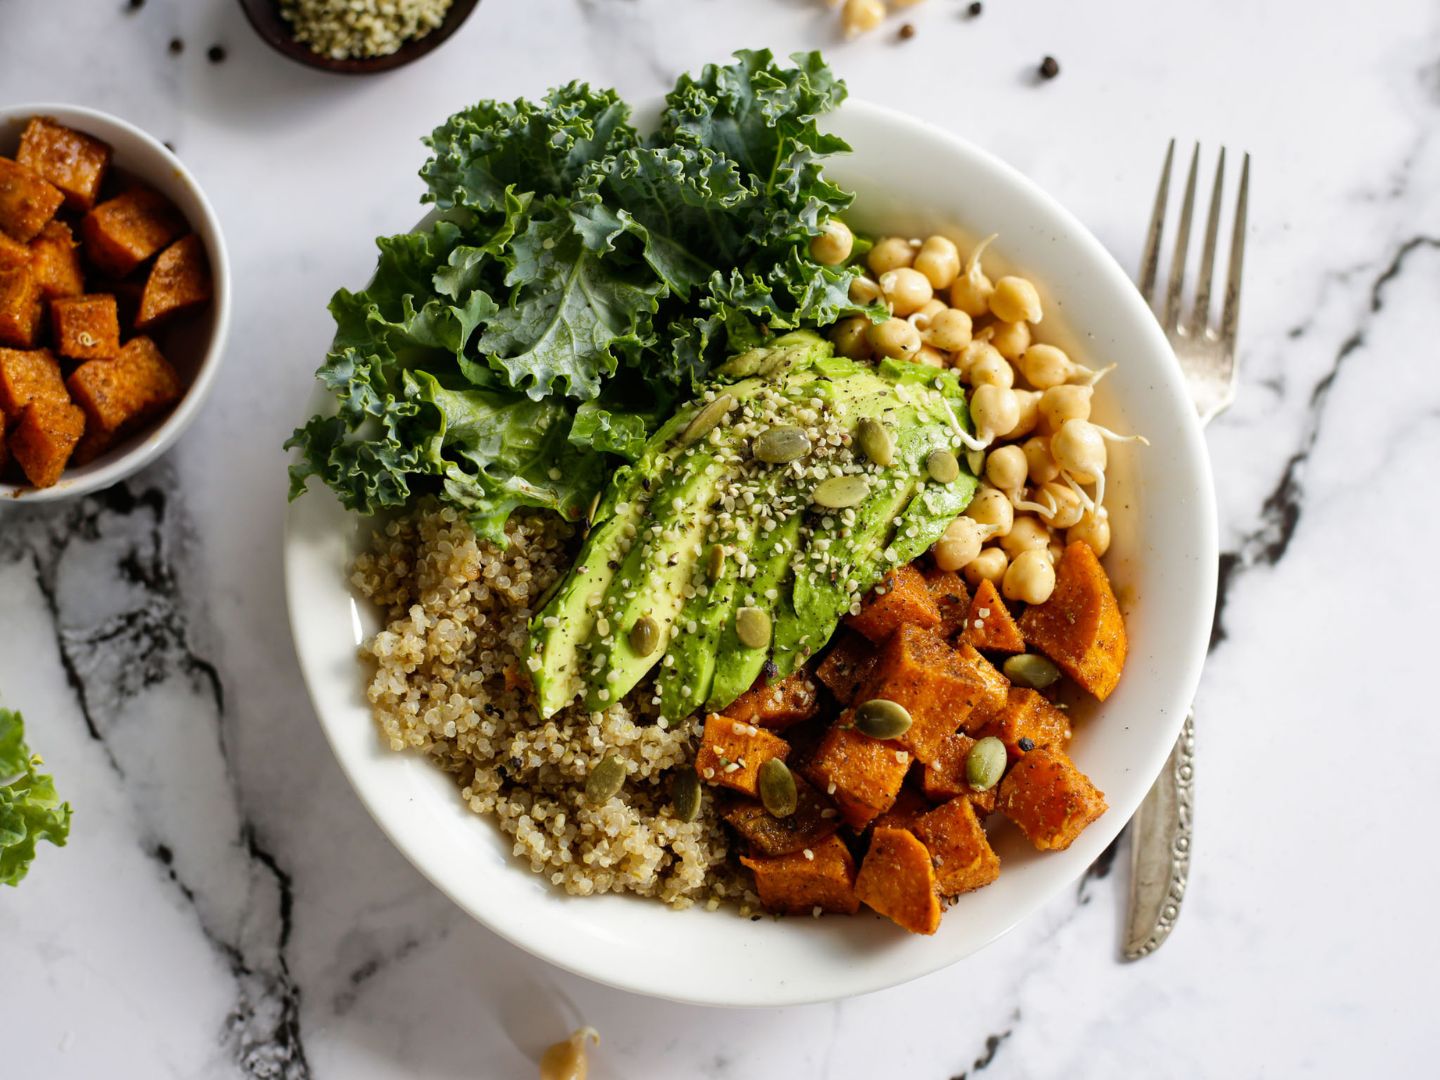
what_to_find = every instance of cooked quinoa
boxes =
[279,0,454,61]
[352,502,754,908]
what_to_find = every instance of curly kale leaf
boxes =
[1,708,71,887]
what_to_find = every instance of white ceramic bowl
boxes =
[0,103,230,502]
[284,99,1217,1006]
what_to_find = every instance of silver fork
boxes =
[1123,141,1249,960]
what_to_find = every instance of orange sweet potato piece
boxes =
[960,578,1026,653]
[28,221,84,301]
[873,784,930,832]
[17,117,112,212]
[807,719,911,829]
[0,157,64,243]
[915,797,1000,896]
[0,266,43,348]
[923,565,971,638]
[724,669,821,730]
[725,775,840,856]
[694,713,790,797]
[9,399,84,488]
[854,826,941,934]
[51,294,120,362]
[846,563,941,643]
[741,833,860,916]
[952,641,1010,734]
[976,687,1071,760]
[815,630,878,705]
[0,231,28,272]
[1019,542,1127,700]
[136,235,212,330]
[997,747,1107,851]
[65,335,181,461]
[81,188,185,277]
[920,733,998,814]
[0,347,67,423]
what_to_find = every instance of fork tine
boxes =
[1161,143,1200,330]
[1137,139,1174,304]
[1188,147,1226,338]
[1219,152,1250,350]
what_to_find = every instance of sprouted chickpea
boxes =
[810,219,854,266]
[1018,343,1108,390]
[1036,480,1085,529]
[829,315,873,360]
[932,515,995,571]
[868,235,915,276]
[989,319,1031,361]
[989,275,1043,323]
[1069,506,1112,556]
[914,235,961,290]
[1038,383,1093,432]
[984,444,1028,492]
[969,384,1021,445]
[1000,514,1052,561]
[954,339,1003,379]
[539,1027,600,1080]
[913,297,948,325]
[1009,388,1042,439]
[1022,435,1060,484]
[963,545,1008,587]
[867,316,922,360]
[880,267,934,315]
[949,234,997,316]
[840,0,887,39]
[967,348,1016,389]
[914,343,948,367]
[963,484,1015,538]
[1003,548,1057,604]
[924,307,973,351]
[849,275,883,305]
[1051,418,1148,511]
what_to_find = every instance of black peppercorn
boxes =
[1038,56,1060,79]
[898,23,916,40]
[207,44,227,64]
[1018,737,1036,752]
[967,1,982,15]
[168,38,183,55]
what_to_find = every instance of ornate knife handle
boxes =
[1123,711,1195,960]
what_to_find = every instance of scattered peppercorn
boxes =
[1039,55,1060,79]
[967,2,983,15]
[1018,737,1036,752]
[168,38,184,55]
[163,141,177,153]
[125,0,145,11]
[207,44,227,64]
[898,22,916,40]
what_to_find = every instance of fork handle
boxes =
[1122,711,1195,960]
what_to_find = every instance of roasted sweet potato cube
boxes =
[136,235,212,330]
[923,565,971,638]
[815,630,878,705]
[855,624,988,764]
[0,347,66,423]
[997,747,1107,851]
[0,157,64,243]
[9,399,84,488]
[846,563,941,643]
[953,641,1010,733]
[0,266,43,348]
[741,833,860,916]
[1019,542,1128,700]
[694,713,789,796]
[81,188,185,277]
[17,117,112,212]
[65,335,180,460]
[854,826,941,934]
[807,720,911,829]
[0,231,28,272]
[920,733,998,814]
[28,221,84,300]
[915,797,1000,896]
[873,785,930,831]
[977,687,1071,760]
[723,774,840,856]
[960,578,1026,653]
[724,669,821,730]
[51,294,120,361]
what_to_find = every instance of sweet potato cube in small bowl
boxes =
[694,713,789,797]
[0,346,66,422]
[28,221,84,300]
[66,335,181,461]
[960,578,1026,653]
[17,116,112,212]
[0,231,29,272]
[997,747,1107,852]
[920,732,998,814]
[740,833,859,916]
[723,669,821,730]
[0,265,43,348]
[915,796,1000,897]
[51,294,120,362]
[137,235,213,330]
[0,156,63,243]
[1019,541,1128,700]
[976,687,1071,760]
[854,826,941,935]
[9,399,84,488]
[845,563,941,643]
[82,187,185,277]
[806,719,911,829]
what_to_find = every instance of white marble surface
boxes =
[2,0,1437,1076]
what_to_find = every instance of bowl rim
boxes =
[236,0,483,75]
[283,96,1218,1005]
[0,102,232,504]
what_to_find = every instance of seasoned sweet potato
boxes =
[997,747,1107,851]
[65,335,180,461]
[807,719,911,829]
[976,687,1071,760]
[724,669,821,730]
[1019,541,1127,700]
[952,641,1010,733]
[27,221,84,301]
[0,266,43,348]
[81,188,185,277]
[694,713,789,797]
[915,797,1000,896]
[960,578,1025,653]
[723,774,840,856]
[740,833,860,916]
[51,294,120,361]
[0,157,64,243]
[846,563,941,643]
[17,117,112,212]
[815,630,878,705]
[854,826,941,934]
[0,231,28,272]
[9,399,84,488]
[0,347,66,423]
[854,624,986,764]
[923,565,971,639]
[920,733,999,814]
[136,235,212,330]
[873,785,930,832]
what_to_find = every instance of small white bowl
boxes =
[284,98,1217,1006]
[0,103,230,502]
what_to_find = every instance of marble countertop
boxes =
[2,0,1437,1076]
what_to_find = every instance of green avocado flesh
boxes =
[527,331,980,720]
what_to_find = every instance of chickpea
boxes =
[989,275,1043,323]
[1003,548,1057,604]
[955,339,1003,379]
[1000,514,1052,561]
[913,298,948,325]
[970,384,1021,443]
[1022,435,1060,485]
[1051,418,1107,483]
[1069,507,1112,556]
[963,546,1009,587]
[984,444,1028,493]
[1019,343,1076,390]
[841,0,886,38]
[968,350,1016,389]
[950,234,996,317]
[914,235,961,290]
[932,516,988,571]
[989,320,1031,362]
[867,316,922,360]
[540,1028,600,1080]
[880,267,934,316]
[810,219,854,266]
[1048,538,1066,565]
[868,236,915,276]
[925,307,973,352]
[914,343,948,368]
[1009,389,1041,439]
[849,275,883,305]
[1037,480,1085,529]
[964,484,1014,538]
[1038,384,1093,432]
[829,315,873,360]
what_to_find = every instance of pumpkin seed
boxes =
[812,474,869,509]
[965,736,1007,791]
[585,755,626,803]
[679,393,735,446]
[1003,652,1062,690]
[927,448,961,484]
[707,543,726,581]
[735,606,772,649]
[671,769,702,822]
[629,616,660,657]
[754,425,813,464]
[758,758,798,818]
[854,698,913,740]
[856,416,895,467]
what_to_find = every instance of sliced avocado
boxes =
[655,540,739,721]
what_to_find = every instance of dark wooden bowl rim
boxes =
[236,0,481,75]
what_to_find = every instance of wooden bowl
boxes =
[237,0,481,75]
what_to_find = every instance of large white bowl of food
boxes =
[283,50,1216,1006]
